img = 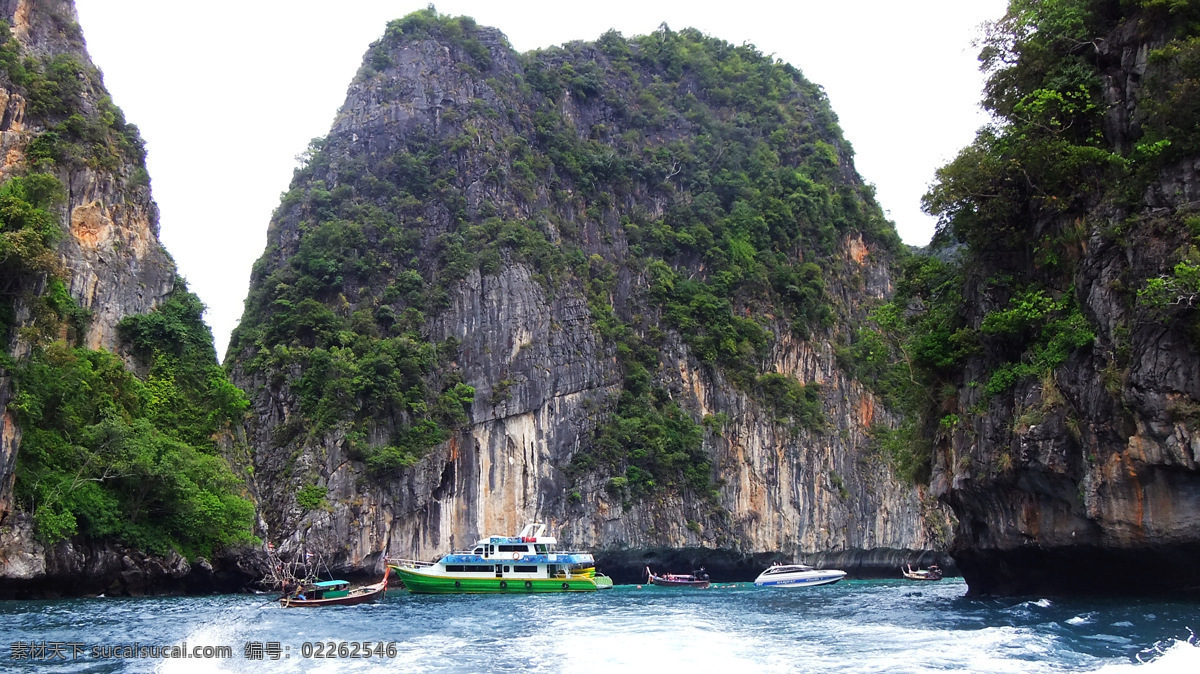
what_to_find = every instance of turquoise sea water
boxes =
[1,579,1197,672]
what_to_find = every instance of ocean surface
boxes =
[1,579,1197,673]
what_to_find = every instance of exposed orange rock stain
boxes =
[1122,452,1146,539]
[70,202,113,247]
[2,148,22,171]
[846,235,869,265]
[858,395,875,427]
[13,1,32,40]
[124,213,155,258]
[448,435,459,462]
[1021,499,1040,539]
[1,410,17,515]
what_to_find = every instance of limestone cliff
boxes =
[229,12,950,578]
[0,0,257,598]
[923,3,1200,595]
[0,0,173,527]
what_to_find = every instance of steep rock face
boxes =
[230,14,949,575]
[0,0,174,520]
[0,0,173,353]
[0,1,254,597]
[929,8,1200,595]
[0,513,268,599]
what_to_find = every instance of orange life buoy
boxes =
[511,552,521,560]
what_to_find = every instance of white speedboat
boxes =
[753,564,846,588]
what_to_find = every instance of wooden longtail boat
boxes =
[280,572,388,607]
[646,566,711,588]
[901,564,943,581]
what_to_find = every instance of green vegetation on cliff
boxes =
[1,17,254,556]
[229,9,896,500]
[844,0,1200,483]
[0,17,149,341]
[0,22,146,173]
[12,286,255,556]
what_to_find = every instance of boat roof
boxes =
[475,535,558,545]
[470,523,558,546]
[312,580,349,588]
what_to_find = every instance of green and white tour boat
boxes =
[389,523,612,594]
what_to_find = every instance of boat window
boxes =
[504,566,511,573]
[514,565,537,573]
[473,547,483,555]
[765,565,811,574]
[497,544,530,553]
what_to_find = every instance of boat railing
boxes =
[386,552,592,566]
[457,549,593,556]
[554,569,596,579]
[387,558,435,568]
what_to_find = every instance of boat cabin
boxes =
[429,522,595,581]
[301,580,350,600]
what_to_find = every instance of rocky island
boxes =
[1,0,1198,597]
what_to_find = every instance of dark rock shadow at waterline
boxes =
[954,543,1200,598]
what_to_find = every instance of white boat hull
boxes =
[754,570,846,588]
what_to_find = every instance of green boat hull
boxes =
[390,566,598,594]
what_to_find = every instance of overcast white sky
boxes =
[72,0,1008,360]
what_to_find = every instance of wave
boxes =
[1093,633,1199,673]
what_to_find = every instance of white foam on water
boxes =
[1068,615,1092,625]
[155,606,248,674]
[388,633,475,672]
[1084,634,1134,646]
[300,658,395,674]
[540,611,1102,674]
[780,621,1089,674]
[547,615,760,672]
[1091,638,1200,673]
